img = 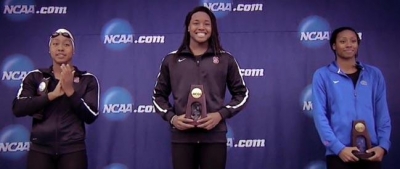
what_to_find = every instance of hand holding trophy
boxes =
[351,120,375,159]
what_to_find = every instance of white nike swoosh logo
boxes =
[178,58,186,62]
[333,81,339,84]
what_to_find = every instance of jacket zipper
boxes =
[55,83,59,156]
[195,55,201,144]
[347,70,362,120]
[195,56,201,84]
[340,70,360,120]
[354,85,357,120]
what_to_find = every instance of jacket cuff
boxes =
[165,111,176,123]
[170,115,177,124]
[218,107,230,119]
[330,140,346,155]
[379,138,391,153]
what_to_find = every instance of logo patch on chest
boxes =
[74,77,80,83]
[213,56,219,64]
[360,80,367,86]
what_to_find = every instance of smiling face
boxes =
[332,30,359,60]
[188,11,212,46]
[49,35,74,65]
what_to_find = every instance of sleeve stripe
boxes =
[82,73,100,116]
[226,58,249,109]
[16,69,41,99]
[152,57,169,113]
[152,96,168,113]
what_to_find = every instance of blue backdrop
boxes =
[1,0,399,169]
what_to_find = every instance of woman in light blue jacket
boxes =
[312,27,391,169]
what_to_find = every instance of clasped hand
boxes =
[48,64,75,101]
[172,112,222,131]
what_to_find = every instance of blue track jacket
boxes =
[312,61,391,155]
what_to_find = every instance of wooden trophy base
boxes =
[352,151,375,160]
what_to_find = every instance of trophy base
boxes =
[188,121,200,126]
[352,151,375,160]
[188,120,206,127]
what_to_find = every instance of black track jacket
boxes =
[153,47,249,143]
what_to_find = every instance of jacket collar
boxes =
[328,61,364,74]
[180,46,216,57]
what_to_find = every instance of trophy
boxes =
[185,85,207,126]
[351,120,374,159]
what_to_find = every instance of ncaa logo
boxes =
[304,160,326,169]
[1,54,34,88]
[201,0,232,18]
[298,15,330,48]
[104,163,128,169]
[101,87,134,121]
[2,0,35,22]
[0,124,30,160]
[300,84,313,117]
[226,123,235,150]
[101,18,134,51]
